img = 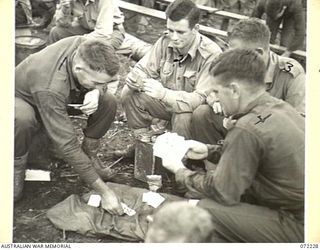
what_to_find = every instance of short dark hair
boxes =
[228,18,271,49]
[210,49,266,89]
[165,0,201,28]
[77,39,120,77]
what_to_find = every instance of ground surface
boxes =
[13,2,285,243]
[13,12,174,242]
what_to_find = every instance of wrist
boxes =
[159,88,166,100]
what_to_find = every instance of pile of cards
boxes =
[153,132,190,161]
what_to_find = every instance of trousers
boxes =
[198,199,304,242]
[14,92,117,158]
[191,104,227,144]
[122,90,193,139]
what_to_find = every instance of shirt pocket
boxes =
[183,70,197,92]
[160,60,175,89]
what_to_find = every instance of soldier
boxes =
[161,49,304,242]
[192,18,305,146]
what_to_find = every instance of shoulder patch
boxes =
[278,57,305,78]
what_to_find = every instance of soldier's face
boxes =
[212,77,240,117]
[72,55,114,92]
[167,18,196,51]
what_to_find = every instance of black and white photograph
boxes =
[1,0,319,246]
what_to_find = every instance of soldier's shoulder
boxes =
[199,34,222,58]
[276,54,305,78]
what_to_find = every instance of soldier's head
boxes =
[228,18,270,65]
[145,201,214,243]
[165,0,201,51]
[209,49,266,116]
[72,39,119,92]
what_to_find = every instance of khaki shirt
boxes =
[176,93,305,221]
[265,51,305,114]
[126,32,222,113]
[15,36,100,185]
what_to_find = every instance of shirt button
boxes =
[177,77,181,80]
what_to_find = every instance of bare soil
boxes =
[13,3,266,242]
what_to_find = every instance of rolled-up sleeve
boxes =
[33,91,100,185]
[176,128,261,205]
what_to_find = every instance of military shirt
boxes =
[125,31,222,113]
[265,51,305,114]
[15,36,100,185]
[176,93,305,221]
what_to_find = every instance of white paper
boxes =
[153,132,190,161]
[188,199,200,206]
[121,202,136,216]
[25,169,51,181]
[87,194,101,207]
[142,191,165,208]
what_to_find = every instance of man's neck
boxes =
[238,89,266,114]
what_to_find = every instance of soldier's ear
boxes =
[255,47,264,56]
[194,24,200,32]
[229,81,241,99]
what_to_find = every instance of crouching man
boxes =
[121,0,221,140]
[161,49,304,242]
[15,37,124,215]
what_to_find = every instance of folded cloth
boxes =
[47,182,185,241]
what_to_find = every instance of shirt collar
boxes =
[231,92,271,120]
[66,51,79,91]
[265,51,278,84]
[168,31,201,61]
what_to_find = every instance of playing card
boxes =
[121,202,136,216]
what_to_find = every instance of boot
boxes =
[14,153,28,202]
[81,137,117,181]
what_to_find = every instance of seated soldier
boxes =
[192,18,305,147]
[252,0,305,57]
[145,201,214,243]
[48,0,125,49]
[161,49,304,242]
[121,0,222,140]
[15,37,124,215]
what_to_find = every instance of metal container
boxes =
[15,35,46,65]
[134,140,173,184]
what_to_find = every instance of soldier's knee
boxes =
[192,105,212,123]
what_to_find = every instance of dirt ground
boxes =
[14,2,301,242]
[13,10,179,243]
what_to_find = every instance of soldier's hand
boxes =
[143,79,166,100]
[80,89,100,115]
[207,92,222,114]
[185,140,209,160]
[101,189,124,215]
